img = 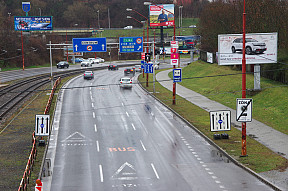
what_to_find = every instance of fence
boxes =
[18,77,61,191]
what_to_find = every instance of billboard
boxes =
[14,16,52,31]
[218,33,277,65]
[149,4,174,27]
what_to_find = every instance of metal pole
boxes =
[49,41,53,89]
[172,24,176,105]
[66,30,68,62]
[21,30,25,70]
[146,21,149,87]
[241,0,247,157]
[153,42,155,94]
[143,23,145,78]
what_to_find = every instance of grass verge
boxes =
[138,68,288,173]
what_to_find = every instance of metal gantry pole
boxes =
[49,41,53,89]
[153,42,155,94]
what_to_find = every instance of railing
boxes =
[18,77,61,191]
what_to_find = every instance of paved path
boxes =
[156,69,288,160]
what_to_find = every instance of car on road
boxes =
[108,64,118,70]
[124,67,135,76]
[81,60,92,67]
[135,65,142,72]
[119,77,132,89]
[87,58,100,64]
[56,61,69,69]
[97,57,105,63]
[83,71,94,80]
[71,57,84,63]
[231,38,267,55]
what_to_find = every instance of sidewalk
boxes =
[156,69,288,160]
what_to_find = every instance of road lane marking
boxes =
[90,87,92,90]
[92,103,94,108]
[126,112,129,117]
[132,123,136,131]
[151,163,160,179]
[122,102,124,106]
[93,112,95,118]
[96,141,100,152]
[140,140,146,151]
[94,124,97,132]
[99,165,104,182]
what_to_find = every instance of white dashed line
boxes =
[126,112,129,117]
[140,140,146,151]
[122,102,124,106]
[94,124,97,132]
[212,176,217,179]
[92,103,94,108]
[96,141,100,152]
[132,123,136,131]
[99,165,104,182]
[93,112,95,118]
[151,163,160,179]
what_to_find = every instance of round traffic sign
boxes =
[87,46,92,51]
[136,38,142,44]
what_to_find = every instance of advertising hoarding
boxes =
[14,16,52,31]
[218,33,277,65]
[149,4,174,27]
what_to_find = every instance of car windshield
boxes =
[246,38,258,42]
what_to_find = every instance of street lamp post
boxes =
[97,10,100,28]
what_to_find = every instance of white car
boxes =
[87,58,100,64]
[231,38,267,55]
[119,77,132,89]
[124,26,133,29]
[97,57,105,63]
[81,60,92,67]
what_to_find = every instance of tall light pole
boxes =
[97,10,100,28]
[179,6,183,28]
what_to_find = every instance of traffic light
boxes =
[145,53,151,62]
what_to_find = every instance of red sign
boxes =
[171,53,179,59]
[171,48,177,53]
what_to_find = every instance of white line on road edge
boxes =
[93,112,95,118]
[151,163,160,179]
[140,140,146,151]
[132,123,136,131]
[96,141,100,152]
[99,165,104,182]
[94,124,97,132]
[126,112,129,117]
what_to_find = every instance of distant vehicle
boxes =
[87,58,100,64]
[119,77,132,89]
[83,71,94,80]
[124,67,135,76]
[71,57,84,63]
[189,25,197,28]
[97,57,105,63]
[81,60,92,67]
[124,26,133,29]
[231,38,267,55]
[135,65,142,72]
[108,64,118,70]
[56,61,69,69]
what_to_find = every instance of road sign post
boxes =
[173,68,182,83]
[210,110,231,132]
[35,114,50,136]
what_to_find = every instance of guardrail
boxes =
[18,77,61,191]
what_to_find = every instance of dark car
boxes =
[56,61,69,69]
[124,67,135,76]
[108,64,118,70]
[83,71,94,80]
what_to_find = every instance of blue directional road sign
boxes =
[173,68,182,82]
[22,2,31,13]
[144,62,153,73]
[73,38,107,53]
[119,37,143,53]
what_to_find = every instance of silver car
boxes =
[119,77,132,89]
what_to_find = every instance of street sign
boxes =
[171,53,179,65]
[22,2,31,13]
[170,41,179,48]
[144,62,153,73]
[236,98,253,122]
[173,68,182,82]
[210,110,231,132]
[73,38,107,52]
[119,37,143,53]
[35,114,50,136]
[141,53,145,60]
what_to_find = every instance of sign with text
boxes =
[14,16,52,31]
[173,68,182,82]
[119,37,143,53]
[149,4,174,27]
[170,53,179,65]
[218,33,277,65]
[236,98,253,122]
[73,38,107,52]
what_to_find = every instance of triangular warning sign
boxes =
[112,162,138,180]
[35,186,42,191]
[61,132,92,142]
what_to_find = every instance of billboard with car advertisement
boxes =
[218,33,277,65]
[149,4,174,27]
[14,16,52,31]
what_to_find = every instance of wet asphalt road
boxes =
[46,67,272,191]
